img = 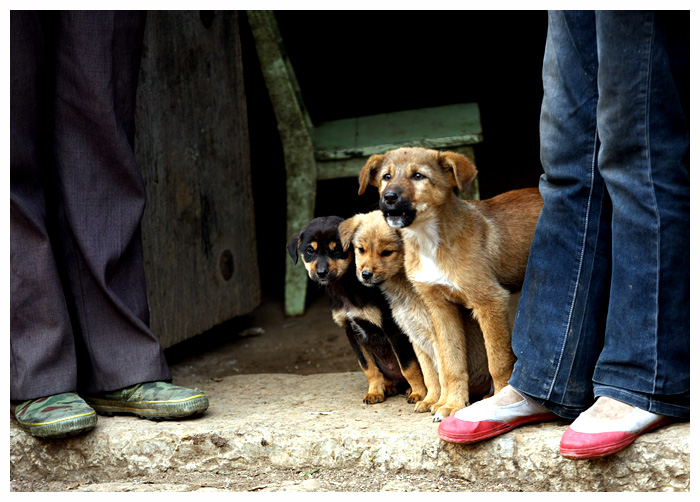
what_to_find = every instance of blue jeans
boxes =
[509,11,689,420]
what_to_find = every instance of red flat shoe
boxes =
[439,410,559,443]
[560,408,672,460]
[438,385,558,444]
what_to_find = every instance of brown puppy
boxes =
[339,210,493,416]
[358,147,542,420]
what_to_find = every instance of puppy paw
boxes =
[429,401,445,415]
[432,404,457,422]
[406,388,425,404]
[384,384,399,397]
[363,392,385,404]
[414,400,432,413]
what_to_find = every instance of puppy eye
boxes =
[357,247,365,255]
[380,250,394,257]
[382,173,392,181]
[412,172,425,180]
[305,245,316,254]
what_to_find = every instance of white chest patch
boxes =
[348,318,369,342]
[403,223,457,289]
[413,252,452,286]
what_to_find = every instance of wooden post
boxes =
[136,11,260,348]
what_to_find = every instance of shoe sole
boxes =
[16,411,97,439]
[560,417,673,460]
[86,395,209,420]
[439,412,558,443]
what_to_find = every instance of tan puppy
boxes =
[358,147,542,420]
[339,210,493,415]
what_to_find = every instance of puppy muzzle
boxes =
[380,194,416,229]
[309,259,338,285]
[312,271,337,286]
[358,269,383,287]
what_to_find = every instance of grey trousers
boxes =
[10,11,171,400]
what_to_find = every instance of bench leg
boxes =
[285,172,316,316]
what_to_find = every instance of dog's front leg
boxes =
[358,344,392,404]
[382,317,428,404]
[413,344,441,413]
[343,325,388,403]
[470,286,516,394]
[417,286,470,421]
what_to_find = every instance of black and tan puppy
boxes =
[339,210,493,416]
[287,216,427,405]
[358,147,542,420]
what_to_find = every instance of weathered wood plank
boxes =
[312,103,483,160]
[136,11,260,348]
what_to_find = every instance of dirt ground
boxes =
[13,465,517,493]
[164,292,361,385]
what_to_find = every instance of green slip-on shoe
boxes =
[84,381,209,420]
[12,392,97,439]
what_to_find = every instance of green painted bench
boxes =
[247,10,483,316]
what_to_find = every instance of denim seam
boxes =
[643,14,661,396]
[546,126,599,401]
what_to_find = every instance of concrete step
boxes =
[10,372,690,492]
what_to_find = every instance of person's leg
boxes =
[559,11,689,460]
[591,10,690,419]
[49,11,208,419]
[439,11,609,442]
[10,10,80,401]
[49,11,172,393]
[11,12,207,436]
[509,10,612,419]
[10,11,98,438]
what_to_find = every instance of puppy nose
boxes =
[361,270,373,280]
[383,191,399,205]
[317,268,328,278]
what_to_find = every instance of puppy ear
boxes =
[358,153,386,195]
[287,231,302,264]
[438,151,478,194]
[338,215,360,251]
